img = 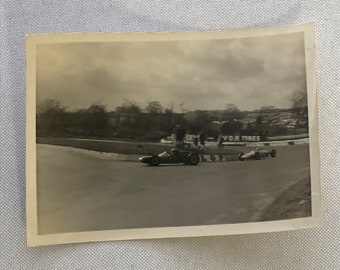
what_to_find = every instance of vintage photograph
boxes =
[26,24,320,246]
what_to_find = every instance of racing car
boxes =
[138,148,200,166]
[238,148,277,161]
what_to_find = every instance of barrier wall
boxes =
[161,138,309,147]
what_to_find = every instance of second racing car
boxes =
[238,148,277,161]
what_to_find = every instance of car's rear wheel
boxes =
[188,153,199,165]
[270,149,277,158]
[150,155,160,166]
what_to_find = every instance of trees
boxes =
[291,89,307,109]
[221,104,244,121]
[36,99,66,136]
[116,100,141,114]
[219,119,243,136]
[114,100,142,137]
[145,101,163,114]
[37,99,65,115]
[85,104,110,136]
[291,89,308,129]
[218,104,244,135]
[70,103,110,137]
[36,99,111,137]
[184,110,215,134]
[114,100,173,140]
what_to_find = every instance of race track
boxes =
[36,144,311,234]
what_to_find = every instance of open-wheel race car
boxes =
[238,148,277,161]
[138,148,200,166]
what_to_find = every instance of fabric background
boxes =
[1,1,339,269]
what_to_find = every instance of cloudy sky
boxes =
[36,32,306,112]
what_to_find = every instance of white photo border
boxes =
[26,23,321,247]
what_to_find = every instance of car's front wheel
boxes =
[254,152,261,160]
[270,149,277,158]
[188,153,199,165]
[150,155,160,166]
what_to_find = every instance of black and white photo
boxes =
[26,23,320,246]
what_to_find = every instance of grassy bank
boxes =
[37,137,240,156]
[260,177,312,221]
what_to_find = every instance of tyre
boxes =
[270,149,277,158]
[238,152,245,161]
[210,155,216,161]
[254,151,261,160]
[150,155,160,166]
[188,153,200,165]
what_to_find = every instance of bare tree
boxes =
[116,100,141,113]
[179,102,187,113]
[165,102,175,114]
[291,89,308,128]
[221,103,244,121]
[37,99,65,116]
[145,101,163,114]
[291,89,307,109]
[36,99,67,136]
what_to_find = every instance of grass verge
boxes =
[260,177,311,221]
[37,137,239,156]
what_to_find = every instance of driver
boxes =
[171,148,178,155]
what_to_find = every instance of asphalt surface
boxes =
[37,144,311,234]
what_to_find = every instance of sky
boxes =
[36,32,306,112]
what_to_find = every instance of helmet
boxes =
[171,148,178,155]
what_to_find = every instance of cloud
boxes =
[36,32,306,111]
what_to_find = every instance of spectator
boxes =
[199,129,207,148]
[193,136,199,148]
[174,125,186,148]
[218,133,224,150]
